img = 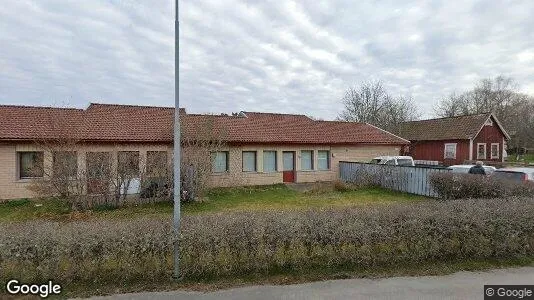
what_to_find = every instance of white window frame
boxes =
[443,143,457,159]
[477,143,486,160]
[490,143,500,159]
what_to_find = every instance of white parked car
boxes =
[446,165,497,175]
[370,156,415,166]
[493,167,534,182]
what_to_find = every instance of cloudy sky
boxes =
[1,0,533,120]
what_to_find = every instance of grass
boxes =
[63,256,534,298]
[506,153,534,163]
[0,184,426,222]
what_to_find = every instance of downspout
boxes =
[469,138,473,161]
[502,137,505,162]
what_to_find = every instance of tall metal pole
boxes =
[173,0,181,279]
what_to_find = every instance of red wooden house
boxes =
[398,113,511,166]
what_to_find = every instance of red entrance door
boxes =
[283,151,295,182]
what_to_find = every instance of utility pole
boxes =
[173,0,181,280]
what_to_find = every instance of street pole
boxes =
[173,0,181,280]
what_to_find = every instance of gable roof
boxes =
[0,103,409,145]
[398,113,510,141]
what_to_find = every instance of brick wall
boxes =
[0,142,401,200]
[208,144,401,187]
[0,142,172,200]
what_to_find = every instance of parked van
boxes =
[447,165,497,175]
[370,156,415,166]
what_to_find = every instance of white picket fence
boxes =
[339,161,450,197]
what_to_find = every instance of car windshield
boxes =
[370,159,382,164]
[493,171,524,182]
[397,159,413,166]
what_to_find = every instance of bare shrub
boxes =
[180,116,235,202]
[1,198,533,285]
[429,173,534,199]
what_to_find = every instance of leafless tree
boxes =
[180,115,234,201]
[337,80,419,133]
[434,75,534,153]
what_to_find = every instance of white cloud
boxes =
[0,0,533,120]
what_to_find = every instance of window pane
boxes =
[146,151,168,176]
[318,150,330,170]
[53,151,77,177]
[118,151,140,176]
[301,150,313,170]
[263,151,276,172]
[242,151,256,172]
[491,145,499,157]
[212,151,228,173]
[477,144,486,159]
[86,152,112,194]
[19,152,44,178]
[283,152,294,171]
[445,144,456,159]
[86,152,112,178]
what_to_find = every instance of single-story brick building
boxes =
[0,103,409,200]
[398,113,510,166]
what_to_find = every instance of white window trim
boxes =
[477,143,487,160]
[444,143,457,159]
[490,143,500,159]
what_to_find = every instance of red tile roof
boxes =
[0,103,408,145]
[0,105,84,141]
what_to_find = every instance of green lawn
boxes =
[0,184,427,222]
[506,153,534,163]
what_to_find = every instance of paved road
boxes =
[91,267,534,300]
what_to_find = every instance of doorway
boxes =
[282,151,295,183]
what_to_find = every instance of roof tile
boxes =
[398,113,491,141]
[0,104,408,145]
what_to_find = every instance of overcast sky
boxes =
[1,0,533,120]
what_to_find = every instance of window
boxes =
[444,143,457,159]
[146,151,168,176]
[491,143,500,159]
[477,143,486,159]
[317,150,330,170]
[301,150,313,171]
[385,160,396,165]
[53,151,77,177]
[86,152,112,194]
[397,159,413,166]
[118,151,140,177]
[87,152,112,178]
[242,151,257,172]
[18,152,44,179]
[212,151,229,173]
[263,151,277,172]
